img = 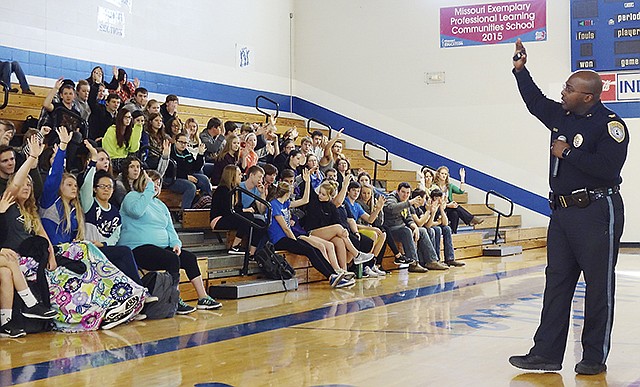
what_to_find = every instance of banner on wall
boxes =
[97,6,126,37]
[440,0,547,48]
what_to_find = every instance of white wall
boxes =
[0,0,294,94]
[2,0,638,241]
[293,0,640,241]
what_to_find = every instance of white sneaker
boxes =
[354,252,375,265]
[372,265,386,276]
[363,266,378,278]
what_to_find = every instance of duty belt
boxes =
[549,186,620,210]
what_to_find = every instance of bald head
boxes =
[570,70,602,99]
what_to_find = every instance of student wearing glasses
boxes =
[168,133,211,209]
[79,141,143,286]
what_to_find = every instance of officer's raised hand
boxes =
[513,38,527,72]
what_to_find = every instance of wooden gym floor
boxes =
[1,247,639,387]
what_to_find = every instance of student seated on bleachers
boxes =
[88,83,120,141]
[160,94,179,124]
[0,59,34,94]
[263,163,279,201]
[74,80,91,122]
[335,156,354,190]
[112,153,171,207]
[165,116,184,140]
[143,99,161,120]
[356,171,387,198]
[427,188,464,267]
[0,246,56,338]
[268,173,355,289]
[210,134,241,186]
[0,120,16,147]
[42,78,88,171]
[303,179,375,274]
[319,128,344,174]
[410,188,464,268]
[79,142,149,284]
[357,183,410,266]
[210,165,267,256]
[239,165,266,217]
[108,67,138,104]
[310,130,325,160]
[142,113,171,170]
[281,148,305,179]
[433,166,483,233]
[38,128,148,331]
[118,169,221,314]
[345,181,387,276]
[184,118,201,158]
[0,142,43,199]
[200,117,225,178]
[168,133,211,210]
[418,167,438,193]
[297,153,323,192]
[122,87,148,113]
[102,109,144,174]
[240,132,258,173]
[273,139,295,174]
[383,182,448,273]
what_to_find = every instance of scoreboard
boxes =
[571,0,640,72]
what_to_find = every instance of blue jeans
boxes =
[169,173,212,209]
[0,60,30,91]
[389,226,438,266]
[417,227,438,265]
[429,225,455,262]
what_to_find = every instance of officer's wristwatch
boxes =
[562,148,572,158]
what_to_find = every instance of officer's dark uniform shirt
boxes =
[513,67,629,195]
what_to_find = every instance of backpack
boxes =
[140,271,179,319]
[253,242,295,280]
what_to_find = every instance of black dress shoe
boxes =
[509,354,562,372]
[575,360,606,375]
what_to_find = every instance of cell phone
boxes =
[513,51,525,61]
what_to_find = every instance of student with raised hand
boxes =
[119,169,221,314]
[434,166,483,233]
[39,127,148,331]
[79,141,146,284]
[319,128,345,174]
[269,170,354,288]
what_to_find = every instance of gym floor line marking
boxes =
[0,264,545,386]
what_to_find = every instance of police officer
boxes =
[508,38,628,375]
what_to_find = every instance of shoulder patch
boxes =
[608,121,626,143]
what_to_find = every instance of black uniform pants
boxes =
[530,193,624,364]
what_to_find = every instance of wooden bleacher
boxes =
[1,82,547,301]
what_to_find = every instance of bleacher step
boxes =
[207,255,252,269]
[208,266,262,279]
[177,231,204,246]
[208,278,298,299]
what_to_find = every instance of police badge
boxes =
[607,121,625,143]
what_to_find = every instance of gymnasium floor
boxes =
[1,248,639,387]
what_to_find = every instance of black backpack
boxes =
[140,271,179,319]
[254,242,295,280]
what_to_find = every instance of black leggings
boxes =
[382,226,402,256]
[214,213,266,247]
[445,206,474,233]
[131,244,201,284]
[274,237,335,278]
